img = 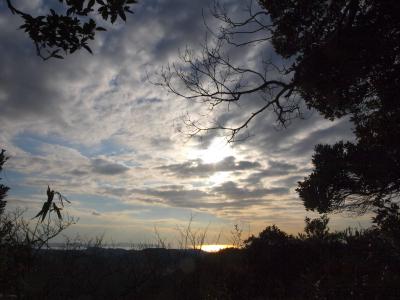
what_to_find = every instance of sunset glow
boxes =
[200,244,233,252]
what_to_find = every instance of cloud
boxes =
[98,183,274,211]
[271,175,304,188]
[243,160,298,185]
[91,158,129,175]
[212,181,289,199]
[159,156,261,177]
[0,0,361,239]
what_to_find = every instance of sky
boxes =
[0,0,372,245]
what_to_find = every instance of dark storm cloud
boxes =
[243,160,298,185]
[91,158,129,175]
[158,156,261,177]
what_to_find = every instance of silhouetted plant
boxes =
[373,201,400,243]
[7,0,137,60]
[34,186,71,223]
[245,224,291,248]
[304,214,330,240]
[230,223,243,248]
[0,149,9,216]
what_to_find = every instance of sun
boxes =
[189,138,235,164]
[200,244,233,252]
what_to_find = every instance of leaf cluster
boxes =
[0,149,9,216]
[7,0,137,59]
[34,186,71,222]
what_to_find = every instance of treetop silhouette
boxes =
[0,150,9,215]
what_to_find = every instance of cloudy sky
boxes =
[0,0,371,245]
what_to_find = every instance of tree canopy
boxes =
[280,0,400,213]
[159,0,400,214]
[0,150,9,215]
[6,0,137,60]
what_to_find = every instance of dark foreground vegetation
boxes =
[1,210,400,299]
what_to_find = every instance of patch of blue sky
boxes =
[13,131,79,155]
[1,169,26,187]
[79,137,136,158]
[6,178,40,200]
[13,132,140,167]
[0,169,41,196]
[109,75,120,88]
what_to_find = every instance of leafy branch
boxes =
[7,0,137,60]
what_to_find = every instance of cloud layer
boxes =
[0,0,361,241]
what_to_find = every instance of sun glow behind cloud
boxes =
[208,171,231,185]
[188,138,235,164]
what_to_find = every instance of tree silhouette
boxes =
[7,0,137,60]
[159,0,400,213]
[0,150,9,215]
[304,215,329,240]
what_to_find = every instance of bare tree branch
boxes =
[154,6,299,142]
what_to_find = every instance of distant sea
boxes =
[48,242,159,250]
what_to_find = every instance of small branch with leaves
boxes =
[7,0,137,60]
[34,186,71,223]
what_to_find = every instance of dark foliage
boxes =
[282,0,400,213]
[3,217,400,299]
[261,0,400,119]
[7,0,137,60]
[297,136,400,213]
[304,214,329,240]
[251,0,400,213]
[0,149,9,215]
